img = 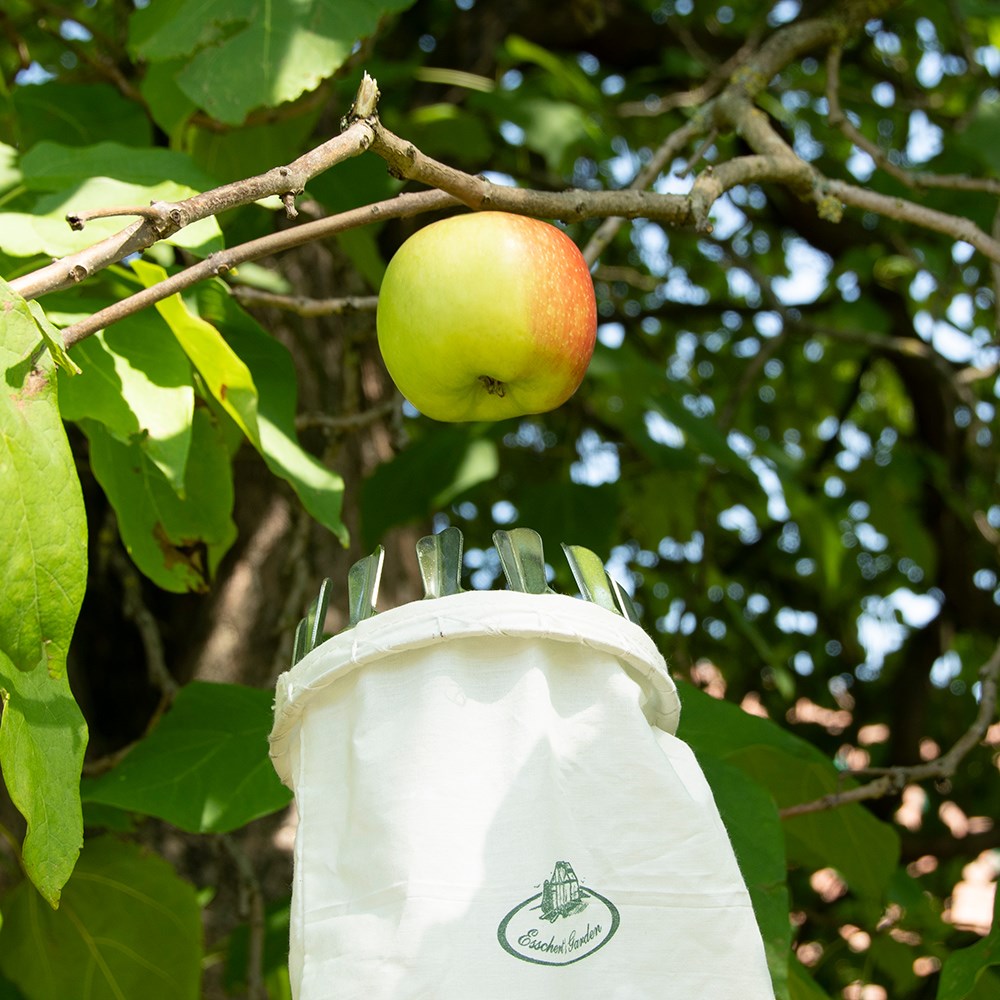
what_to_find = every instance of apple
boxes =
[376,211,597,422]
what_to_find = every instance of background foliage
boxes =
[1,0,998,997]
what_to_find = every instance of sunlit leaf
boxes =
[57,319,195,494]
[0,649,87,907]
[129,0,421,125]
[82,682,292,833]
[0,281,87,676]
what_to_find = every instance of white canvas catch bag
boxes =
[269,530,775,999]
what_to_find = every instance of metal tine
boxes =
[307,578,332,650]
[347,545,385,627]
[291,578,333,666]
[292,616,309,666]
[417,525,465,599]
[494,527,550,594]
[561,543,620,615]
[609,575,642,624]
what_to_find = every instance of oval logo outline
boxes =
[497,884,621,966]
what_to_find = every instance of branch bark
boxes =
[58,189,459,348]
[17,0,1000,354]
[9,110,379,301]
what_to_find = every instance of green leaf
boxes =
[0,142,22,198]
[0,179,223,260]
[139,59,201,140]
[361,424,499,548]
[788,955,835,999]
[132,259,260,441]
[677,683,900,897]
[0,649,88,908]
[699,755,790,1000]
[195,281,348,542]
[188,111,321,184]
[0,970,29,999]
[731,743,900,899]
[19,140,219,191]
[936,888,1000,999]
[129,0,420,125]
[82,682,292,833]
[676,680,830,764]
[25,301,80,376]
[0,835,202,999]
[9,83,153,150]
[58,318,195,494]
[133,265,345,541]
[0,281,87,675]
[82,409,236,593]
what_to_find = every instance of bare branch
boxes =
[367,122,699,225]
[66,205,173,230]
[780,639,1000,818]
[826,45,1000,196]
[231,287,379,317]
[822,179,1000,263]
[59,189,459,348]
[582,117,707,266]
[11,116,379,301]
[296,399,399,433]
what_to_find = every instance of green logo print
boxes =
[497,861,620,966]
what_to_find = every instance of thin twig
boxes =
[108,544,178,698]
[10,99,380,300]
[58,188,460,348]
[826,45,1000,195]
[232,287,379,317]
[66,205,173,230]
[582,118,706,266]
[296,398,399,433]
[780,639,1000,818]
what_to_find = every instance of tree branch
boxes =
[58,189,459,348]
[780,638,1000,818]
[10,105,380,301]
[231,287,379,317]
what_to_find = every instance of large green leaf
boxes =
[0,649,87,907]
[676,680,831,765]
[81,682,292,833]
[677,683,899,897]
[19,140,219,191]
[0,179,223,259]
[0,835,202,1000]
[129,0,420,125]
[134,264,347,542]
[0,284,88,906]
[83,408,236,593]
[0,280,87,675]
[730,743,900,899]
[58,318,195,494]
[699,754,790,1000]
[10,84,153,150]
[787,956,835,999]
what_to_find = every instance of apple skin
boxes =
[376,211,597,422]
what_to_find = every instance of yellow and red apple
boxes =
[376,211,597,422]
